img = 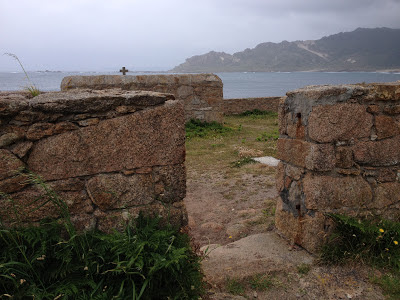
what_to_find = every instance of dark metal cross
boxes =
[119,67,129,75]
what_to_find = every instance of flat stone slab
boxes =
[253,156,280,166]
[201,233,313,285]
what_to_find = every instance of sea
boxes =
[1,71,400,98]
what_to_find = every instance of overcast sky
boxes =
[1,0,400,72]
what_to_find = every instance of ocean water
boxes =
[1,71,400,98]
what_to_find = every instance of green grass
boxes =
[297,263,311,275]
[185,114,278,172]
[226,274,274,296]
[249,274,273,291]
[226,277,245,295]
[371,272,400,300]
[321,214,400,299]
[185,119,233,139]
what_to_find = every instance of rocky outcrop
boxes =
[276,82,400,252]
[0,89,187,231]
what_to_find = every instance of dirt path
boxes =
[184,162,385,300]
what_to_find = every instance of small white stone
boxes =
[253,156,280,167]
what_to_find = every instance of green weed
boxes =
[185,119,232,139]
[230,157,257,168]
[4,53,41,97]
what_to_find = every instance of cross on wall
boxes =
[119,67,129,75]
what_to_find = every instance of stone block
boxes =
[286,164,304,180]
[28,100,185,180]
[86,173,154,211]
[335,146,354,168]
[29,90,170,113]
[383,105,400,115]
[95,201,188,233]
[11,141,33,158]
[375,115,400,139]
[298,212,335,253]
[371,182,400,209]
[26,122,54,140]
[275,162,285,192]
[308,103,372,143]
[277,139,335,171]
[353,136,400,166]
[0,175,27,193]
[0,149,24,180]
[303,174,372,209]
[0,187,91,223]
[152,164,186,203]
[0,133,21,147]
[363,167,398,183]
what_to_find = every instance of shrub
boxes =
[0,215,204,299]
[0,171,204,299]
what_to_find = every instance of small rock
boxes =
[0,133,20,147]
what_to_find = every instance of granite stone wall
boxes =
[275,82,400,253]
[0,89,187,231]
[61,74,223,123]
[221,97,281,115]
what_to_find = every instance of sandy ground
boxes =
[184,162,385,300]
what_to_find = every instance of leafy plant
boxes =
[4,52,41,97]
[0,171,205,299]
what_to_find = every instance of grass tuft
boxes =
[4,53,41,97]
[230,157,257,168]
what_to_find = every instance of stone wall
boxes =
[61,74,223,123]
[275,82,400,253]
[0,89,187,231]
[221,97,281,115]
